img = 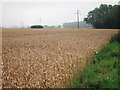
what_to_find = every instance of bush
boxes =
[31,25,43,29]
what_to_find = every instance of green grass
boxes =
[69,33,120,88]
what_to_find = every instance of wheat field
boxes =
[2,28,118,88]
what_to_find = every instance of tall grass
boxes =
[69,33,120,88]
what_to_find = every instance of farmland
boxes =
[2,28,118,88]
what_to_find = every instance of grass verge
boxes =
[69,33,120,88]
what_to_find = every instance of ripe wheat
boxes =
[2,28,118,88]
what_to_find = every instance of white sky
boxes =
[0,0,119,27]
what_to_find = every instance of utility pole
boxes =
[21,21,24,28]
[36,17,41,25]
[39,17,41,25]
[36,18,38,24]
[77,10,80,29]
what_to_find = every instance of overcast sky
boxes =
[0,0,119,27]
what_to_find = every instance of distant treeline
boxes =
[43,25,61,28]
[43,21,92,28]
[84,4,120,29]
[62,21,92,28]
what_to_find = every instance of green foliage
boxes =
[31,25,43,29]
[84,4,120,29]
[69,33,119,88]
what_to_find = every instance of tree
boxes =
[31,25,43,29]
[84,4,120,29]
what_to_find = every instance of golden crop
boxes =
[2,28,118,88]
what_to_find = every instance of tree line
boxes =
[62,21,92,28]
[84,4,120,29]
